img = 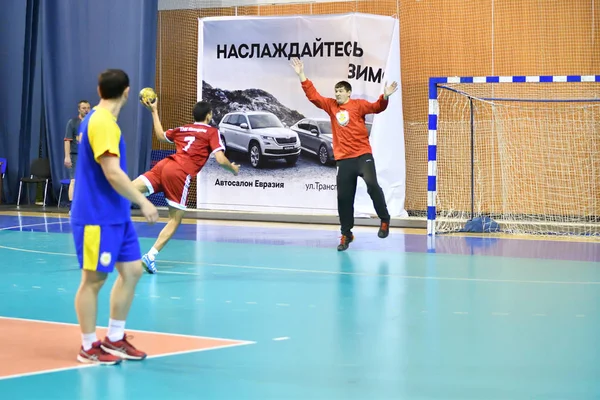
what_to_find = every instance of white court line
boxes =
[0,221,66,231]
[1,244,599,286]
[0,341,254,382]
[0,363,98,381]
[0,316,255,381]
[156,264,600,285]
[0,316,255,343]
[0,245,73,256]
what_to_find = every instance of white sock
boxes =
[82,332,98,351]
[148,247,159,261]
[107,319,126,342]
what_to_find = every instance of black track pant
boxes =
[336,153,390,236]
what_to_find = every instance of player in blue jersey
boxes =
[71,69,159,365]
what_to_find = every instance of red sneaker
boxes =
[77,341,122,365]
[101,333,147,360]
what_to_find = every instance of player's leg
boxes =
[69,180,75,201]
[142,206,185,272]
[336,158,359,251]
[142,163,189,274]
[133,171,159,196]
[101,221,147,360]
[358,153,390,238]
[133,157,168,197]
[68,155,76,201]
[132,177,150,194]
[72,223,123,365]
[132,162,163,272]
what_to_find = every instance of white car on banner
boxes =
[218,111,301,168]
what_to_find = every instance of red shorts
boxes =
[140,158,192,210]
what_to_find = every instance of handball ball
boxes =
[139,87,157,104]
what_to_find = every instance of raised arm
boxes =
[142,98,171,143]
[290,57,332,112]
[359,81,399,115]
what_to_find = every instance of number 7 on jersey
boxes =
[183,136,196,152]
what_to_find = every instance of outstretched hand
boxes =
[289,57,304,75]
[231,162,240,176]
[142,98,158,112]
[383,81,399,99]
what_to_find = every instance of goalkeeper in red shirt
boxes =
[290,57,399,251]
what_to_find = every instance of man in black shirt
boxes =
[64,100,90,206]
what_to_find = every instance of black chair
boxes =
[17,158,51,207]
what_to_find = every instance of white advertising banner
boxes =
[197,13,407,217]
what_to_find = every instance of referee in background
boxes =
[64,100,90,207]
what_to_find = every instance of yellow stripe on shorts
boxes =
[83,225,101,271]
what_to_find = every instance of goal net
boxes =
[427,76,600,236]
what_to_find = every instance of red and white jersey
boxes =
[164,123,225,175]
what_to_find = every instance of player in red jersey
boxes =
[134,98,240,273]
[290,57,399,251]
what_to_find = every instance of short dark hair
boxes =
[78,100,90,106]
[193,101,212,122]
[98,69,129,100]
[335,81,352,92]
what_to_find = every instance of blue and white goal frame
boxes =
[426,74,600,236]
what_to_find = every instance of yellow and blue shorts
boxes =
[72,221,141,273]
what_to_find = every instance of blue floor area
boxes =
[0,214,599,399]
